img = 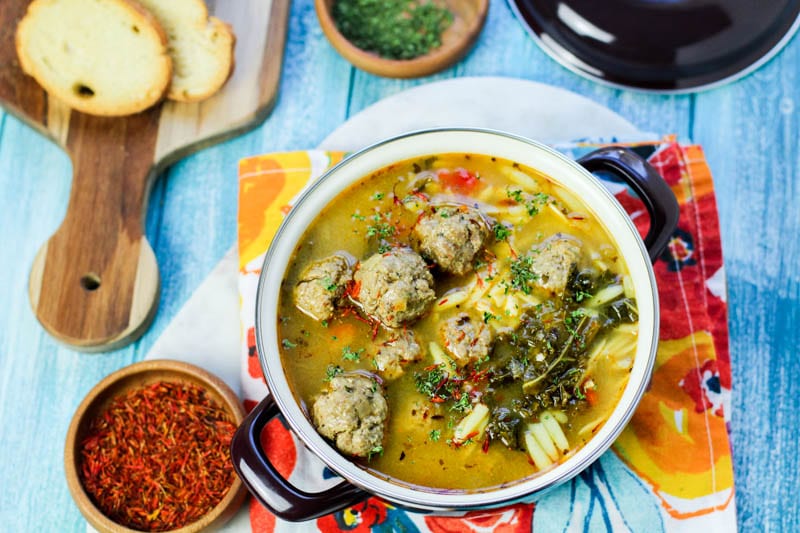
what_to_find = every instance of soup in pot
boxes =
[277,153,639,490]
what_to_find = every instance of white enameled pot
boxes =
[232,128,679,521]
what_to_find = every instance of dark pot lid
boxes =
[508,0,800,92]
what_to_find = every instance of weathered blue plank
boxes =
[693,37,800,532]
[0,111,142,532]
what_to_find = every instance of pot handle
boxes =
[231,395,369,521]
[577,147,680,262]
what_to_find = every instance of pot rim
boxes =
[254,127,659,510]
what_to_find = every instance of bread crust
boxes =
[167,16,236,103]
[125,0,170,47]
[133,0,236,102]
[15,0,172,116]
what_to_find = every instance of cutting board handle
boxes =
[28,110,161,352]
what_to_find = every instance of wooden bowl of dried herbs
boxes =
[64,360,247,533]
[316,0,489,78]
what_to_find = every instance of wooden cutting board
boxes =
[0,0,290,352]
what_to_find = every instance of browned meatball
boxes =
[373,330,423,379]
[530,234,582,297]
[440,312,493,367]
[413,206,490,275]
[294,254,353,321]
[353,249,436,327]
[312,374,387,457]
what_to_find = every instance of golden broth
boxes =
[278,153,637,490]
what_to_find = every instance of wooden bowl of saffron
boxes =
[315,0,489,78]
[64,360,247,533]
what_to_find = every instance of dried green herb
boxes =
[493,222,511,241]
[507,255,539,295]
[341,345,364,361]
[332,0,453,60]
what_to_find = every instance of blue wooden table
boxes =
[1,1,797,531]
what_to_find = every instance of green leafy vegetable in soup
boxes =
[278,153,639,490]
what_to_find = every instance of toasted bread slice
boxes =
[15,0,172,116]
[135,0,235,102]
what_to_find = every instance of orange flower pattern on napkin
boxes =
[237,138,736,532]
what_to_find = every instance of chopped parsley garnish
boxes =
[415,365,457,401]
[341,345,364,361]
[324,364,344,382]
[564,308,585,325]
[371,192,385,201]
[366,222,396,238]
[429,429,441,442]
[493,223,511,241]
[483,311,497,324]
[507,188,525,202]
[525,193,550,216]
[574,380,587,400]
[563,310,589,349]
[574,290,593,302]
[367,445,384,460]
[450,393,471,412]
[416,364,473,412]
[506,189,549,216]
[351,212,366,221]
[508,255,539,294]
[281,339,297,349]
[321,276,338,291]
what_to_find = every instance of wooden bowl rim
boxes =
[315,0,489,78]
[64,359,247,533]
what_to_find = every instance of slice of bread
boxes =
[16,0,172,116]
[134,0,235,102]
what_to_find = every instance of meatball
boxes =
[294,254,353,321]
[374,330,423,379]
[354,249,436,327]
[312,374,388,457]
[440,312,493,367]
[413,206,490,275]
[530,234,582,297]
